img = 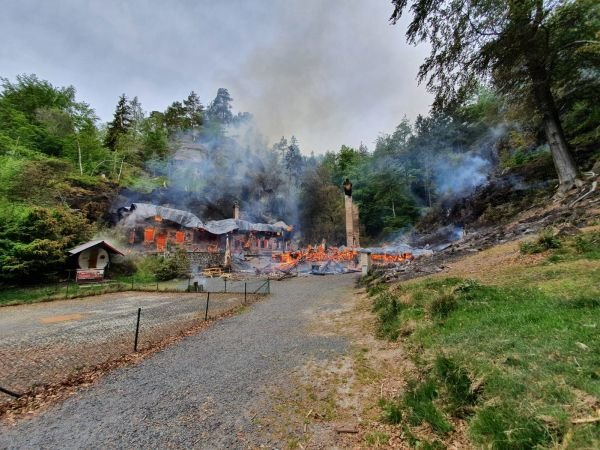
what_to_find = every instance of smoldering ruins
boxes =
[108,103,521,281]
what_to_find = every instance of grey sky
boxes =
[1,0,432,154]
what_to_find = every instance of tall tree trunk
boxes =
[76,138,83,175]
[538,85,580,190]
[528,62,581,191]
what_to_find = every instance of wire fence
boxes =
[0,279,269,408]
[0,277,270,306]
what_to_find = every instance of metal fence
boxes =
[0,279,269,408]
[0,277,270,306]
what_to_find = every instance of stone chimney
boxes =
[343,179,360,247]
[233,202,240,220]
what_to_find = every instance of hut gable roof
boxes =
[68,240,124,256]
[121,203,205,228]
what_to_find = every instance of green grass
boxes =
[0,281,129,306]
[404,378,454,434]
[0,278,192,306]
[470,404,552,449]
[379,397,403,424]
[364,431,390,446]
[369,231,600,448]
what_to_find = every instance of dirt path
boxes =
[0,275,359,449]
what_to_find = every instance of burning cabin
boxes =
[117,203,291,255]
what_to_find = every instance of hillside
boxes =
[259,217,599,449]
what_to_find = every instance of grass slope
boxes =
[369,229,600,449]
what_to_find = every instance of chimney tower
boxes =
[233,201,240,220]
[343,179,360,248]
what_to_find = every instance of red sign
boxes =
[76,269,104,282]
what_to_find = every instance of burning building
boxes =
[117,203,291,258]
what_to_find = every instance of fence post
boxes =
[244,282,247,304]
[65,281,69,299]
[156,278,159,291]
[224,278,227,293]
[134,307,142,352]
[204,292,210,321]
[267,278,270,294]
[0,386,21,398]
[131,277,134,290]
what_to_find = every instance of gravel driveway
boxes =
[0,291,248,398]
[0,274,358,449]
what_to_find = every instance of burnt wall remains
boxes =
[187,252,224,271]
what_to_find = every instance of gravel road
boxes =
[0,274,358,449]
[0,291,247,397]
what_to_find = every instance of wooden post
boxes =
[204,292,210,321]
[134,308,142,351]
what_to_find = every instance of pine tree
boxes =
[104,94,133,151]
[207,88,233,124]
[285,136,303,182]
[183,91,204,133]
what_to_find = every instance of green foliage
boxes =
[520,228,562,254]
[0,205,94,283]
[207,88,233,124]
[153,250,190,281]
[500,146,551,170]
[298,165,345,244]
[389,0,599,188]
[354,168,419,238]
[108,256,137,277]
[574,232,600,258]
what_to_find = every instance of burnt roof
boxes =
[119,203,291,235]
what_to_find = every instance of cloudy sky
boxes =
[1,0,432,154]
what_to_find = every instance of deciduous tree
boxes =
[389,0,594,190]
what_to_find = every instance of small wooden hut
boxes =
[67,240,124,282]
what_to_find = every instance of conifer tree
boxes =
[104,94,133,151]
[207,88,233,124]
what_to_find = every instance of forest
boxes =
[0,0,598,284]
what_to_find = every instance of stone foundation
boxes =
[187,252,224,272]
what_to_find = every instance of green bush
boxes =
[108,256,137,277]
[0,205,93,283]
[153,249,190,281]
[520,228,561,254]
[574,231,600,259]
[500,146,551,170]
